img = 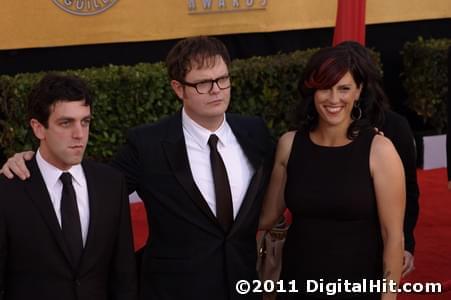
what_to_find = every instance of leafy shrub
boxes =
[1,47,383,161]
[402,37,451,133]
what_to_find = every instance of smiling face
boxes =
[31,100,91,170]
[314,71,362,130]
[171,55,231,131]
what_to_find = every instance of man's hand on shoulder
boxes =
[0,151,35,180]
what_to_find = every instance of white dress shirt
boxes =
[36,149,90,246]
[182,109,254,218]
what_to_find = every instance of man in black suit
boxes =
[0,73,137,300]
[1,37,274,300]
[112,36,273,300]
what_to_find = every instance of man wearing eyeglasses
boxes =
[114,36,274,299]
[0,36,273,300]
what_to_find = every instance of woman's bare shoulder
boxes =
[276,130,297,165]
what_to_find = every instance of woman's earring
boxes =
[351,100,362,121]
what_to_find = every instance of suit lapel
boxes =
[227,115,267,234]
[230,166,263,235]
[228,115,264,171]
[162,112,221,230]
[25,157,74,269]
[79,160,100,272]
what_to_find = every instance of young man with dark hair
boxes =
[0,73,137,300]
[1,37,274,300]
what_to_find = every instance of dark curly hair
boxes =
[28,73,92,128]
[297,45,384,139]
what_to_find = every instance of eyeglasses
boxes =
[180,75,231,94]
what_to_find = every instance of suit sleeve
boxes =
[0,180,7,300]
[447,46,451,181]
[109,176,138,300]
[385,115,420,254]
[256,116,276,166]
[111,129,142,195]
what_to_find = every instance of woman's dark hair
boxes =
[335,41,390,112]
[28,73,92,127]
[297,45,384,139]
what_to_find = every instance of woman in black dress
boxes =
[259,46,405,300]
[335,41,419,277]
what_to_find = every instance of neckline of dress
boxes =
[306,131,359,149]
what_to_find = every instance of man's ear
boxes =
[30,119,46,140]
[170,80,184,100]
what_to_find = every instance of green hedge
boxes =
[0,63,178,161]
[402,37,451,133]
[0,47,383,161]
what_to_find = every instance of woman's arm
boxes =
[258,131,295,230]
[370,135,406,300]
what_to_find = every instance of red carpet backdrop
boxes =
[399,168,451,299]
[333,0,366,45]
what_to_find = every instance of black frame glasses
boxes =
[180,75,231,94]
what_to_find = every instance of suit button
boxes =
[75,279,81,286]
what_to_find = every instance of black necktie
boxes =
[208,134,233,232]
[60,172,83,267]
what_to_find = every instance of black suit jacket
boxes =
[382,110,420,253]
[0,158,137,300]
[447,46,451,181]
[112,112,274,300]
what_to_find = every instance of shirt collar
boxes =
[36,148,84,188]
[182,108,231,149]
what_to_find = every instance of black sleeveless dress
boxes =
[279,130,383,300]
